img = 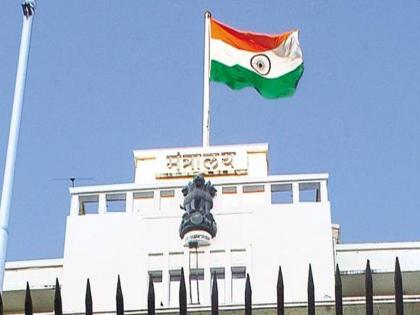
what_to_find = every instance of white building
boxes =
[3,143,420,314]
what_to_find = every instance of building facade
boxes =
[3,143,420,314]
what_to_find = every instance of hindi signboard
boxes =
[156,148,248,178]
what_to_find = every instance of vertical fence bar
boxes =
[148,275,155,315]
[179,267,187,315]
[395,257,404,315]
[277,266,284,315]
[245,274,252,315]
[116,275,124,315]
[25,282,33,315]
[211,271,218,315]
[307,265,315,315]
[54,278,63,315]
[335,264,343,315]
[365,260,373,315]
[85,279,93,315]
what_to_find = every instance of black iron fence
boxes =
[0,257,406,315]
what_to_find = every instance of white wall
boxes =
[337,242,420,272]
[61,185,335,312]
[3,259,62,291]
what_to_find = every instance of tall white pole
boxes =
[202,11,211,147]
[0,0,35,291]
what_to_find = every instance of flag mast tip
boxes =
[204,11,211,18]
[22,0,36,17]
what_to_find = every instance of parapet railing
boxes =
[69,174,329,216]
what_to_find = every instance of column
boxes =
[183,248,191,304]
[162,251,169,307]
[202,248,211,305]
[98,193,107,214]
[225,248,232,304]
[70,195,80,216]
[320,180,329,203]
[126,191,134,212]
[292,182,300,203]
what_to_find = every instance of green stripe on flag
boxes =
[210,60,304,99]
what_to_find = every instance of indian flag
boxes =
[210,18,304,99]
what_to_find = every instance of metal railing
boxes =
[5,257,405,315]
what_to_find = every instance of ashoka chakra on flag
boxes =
[210,18,304,99]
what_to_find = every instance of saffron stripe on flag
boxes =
[211,18,293,52]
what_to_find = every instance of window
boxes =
[134,191,154,199]
[169,252,184,269]
[189,268,205,304]
[299,182,321,202]
[243,185,265,193]
[271,184,293,204]
[106,193,126,212]
[231,249,246,266]
[210,267,226,304]
[148,271,163,307]
[160,190,176,211]
[79,195,99,215]
[160,190,175,198]
[133,191,154,213]
[222,186,237,194]
[231,266,246,304]
[169,269,182,307]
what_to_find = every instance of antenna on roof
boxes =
[53,177,94,187]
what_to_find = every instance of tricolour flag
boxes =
[210,18,304,99]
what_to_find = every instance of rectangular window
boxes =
[243,185,265,193]
[210,267,226,304]
[271,184,293,204]
[148,270,163,307]
[148,253,163,270]
[160,190,175,198]
[106,193,126,212]
[189,268,205,305]
[231,249,246,266]
[79,195,99,215]
[133,191,154,199]
[299,182,321,202]
[222,186,237,194]
[133,191,155,213]
[231,266,246,304]
[210,250,225,267]
[160,189,177,211]
[169,269,182,307]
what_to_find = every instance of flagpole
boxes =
[0,0,35,290]
[202,11,211,147]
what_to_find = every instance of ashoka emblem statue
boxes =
[179,174,217,247]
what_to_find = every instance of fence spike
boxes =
[277,266,284,315]
[25,282,33,315]
[211,271,218,315]
[245,273,252,315]
[179,267,187,315]
[116,275,124,315]
[335,264,343,315]
[85,278,93,315]
[395,257,404,315]
[148,274,155,315]
[54,278,63,315]
[307,264,315,315]
[0,290,3,315]
[365,260,373,315]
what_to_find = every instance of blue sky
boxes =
[0,1,419,261]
